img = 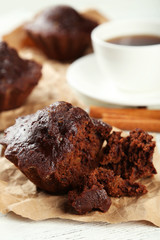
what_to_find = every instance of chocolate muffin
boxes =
[25,5,98,61]
[0,101,112,194]
[0,41,42,111]
[0,101,157,214]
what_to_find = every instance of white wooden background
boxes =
[1,213,160,240]
[1,0,160,239]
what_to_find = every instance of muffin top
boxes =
[1,101,111,163]
[0,101,112,193]
[0,41,42,91]
[25,5,98,36]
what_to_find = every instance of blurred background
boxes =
[0,0,160,36]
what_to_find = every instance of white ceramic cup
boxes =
[91,20,160,93]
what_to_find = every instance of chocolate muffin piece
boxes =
[100,129,156,181]
[91,168,147,197]
[68,185,111,215]
[0,41,42,111]
[25,5,98,61]
[81,167,147,197]
[0,101,112,194]
[68,165,147,214]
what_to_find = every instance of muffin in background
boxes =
[0,41,42,111]
[25,5,98,61]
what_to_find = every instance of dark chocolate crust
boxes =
[25,5,98,61]
[0,41,42,111]
[0,101,111,193]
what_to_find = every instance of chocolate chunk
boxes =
[68,185,111,214]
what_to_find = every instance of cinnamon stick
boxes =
[102,113,154,120]
[90,106,160,119]
[102,117,160,132]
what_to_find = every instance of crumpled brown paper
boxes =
[0,9,108,131]
[0,140,160,226]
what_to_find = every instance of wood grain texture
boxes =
[1,212,160,240]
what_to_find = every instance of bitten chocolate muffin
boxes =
[0,101,111,194]
[25,5,98,61]
[0,102,157,215]
[0,41,42,111]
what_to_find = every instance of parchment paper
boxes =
[0,139,160,226]
[0,9,108,131]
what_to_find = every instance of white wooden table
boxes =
[1,0,160,239]
[1,211,160,240]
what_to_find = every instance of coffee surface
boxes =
[107,35,160,46]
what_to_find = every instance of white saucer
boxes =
[67,54,160,107]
